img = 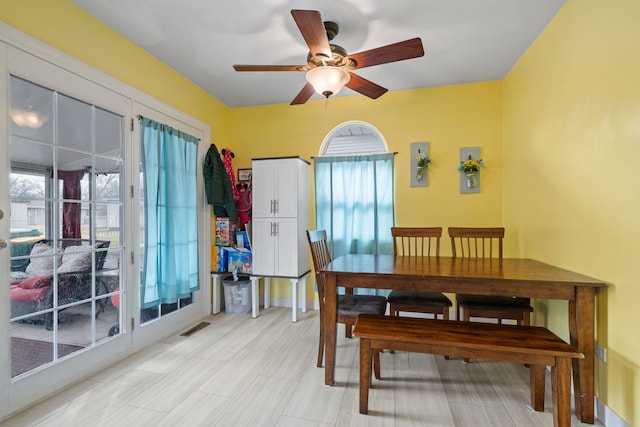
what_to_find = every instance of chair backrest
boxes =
[306,229,331,304]
[391,227,442,257]
[35,238,111,271]
[448,227,504,259]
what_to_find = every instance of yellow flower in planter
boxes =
[459,158,483,174]
[459,157,484,188]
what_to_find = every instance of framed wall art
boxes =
[237,168,252,182]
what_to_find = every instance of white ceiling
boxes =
[72,0,565,108]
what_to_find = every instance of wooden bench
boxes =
[353,314,584,427]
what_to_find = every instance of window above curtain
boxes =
[320,121,388,156]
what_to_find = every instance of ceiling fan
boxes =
[233,9,425,105]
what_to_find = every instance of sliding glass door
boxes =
[1,47,133,412]
[1,35,210,419]
[8,74,126,377]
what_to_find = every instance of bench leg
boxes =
[552,357,572,427]
[462,310,471,363]
[442,307,451,360]
[359,338,372,414]
[530,364,545,412]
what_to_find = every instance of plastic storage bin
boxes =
[223,276,251,314]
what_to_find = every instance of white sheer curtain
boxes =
[313,154,394,295]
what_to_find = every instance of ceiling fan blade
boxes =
[345,73,388,99]
[291,9,331,58]
[346,38,425,69]
[233,65,307,72]
[290,82,316,105]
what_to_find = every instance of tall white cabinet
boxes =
[251,157,310,321]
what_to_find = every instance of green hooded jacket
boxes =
[203,143,238,220]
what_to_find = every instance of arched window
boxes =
[319,121,389,156]
[313,121,394,296]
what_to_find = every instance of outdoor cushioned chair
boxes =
[10,238,110,330]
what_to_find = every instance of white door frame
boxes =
[130,101,211,351]
[0,22,211,420]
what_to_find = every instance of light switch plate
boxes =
[595,343,606,362]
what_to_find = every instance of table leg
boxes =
[569,287,595,424]
[250,276,261,318]
[530,364,545,412]
[291,278,299,322]
[264,277,271,309]
[359,337,371,414]
[324,273,337,386]
[211,273,222,314]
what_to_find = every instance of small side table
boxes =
[210,272,226,315]
[211,271,311,321]
[210,272,268,316]
[249,271,311,322]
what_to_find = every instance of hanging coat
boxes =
[203,143,238,220]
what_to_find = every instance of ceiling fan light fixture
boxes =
[10,108,48,129]
[306,66,350,98]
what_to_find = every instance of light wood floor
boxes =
[2,307,603,427]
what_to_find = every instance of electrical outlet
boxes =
[595,343,606,362]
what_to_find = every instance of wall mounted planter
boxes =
[410,142,430,187]
[459,147,481,194]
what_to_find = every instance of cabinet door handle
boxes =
[270,199,276,214]
[274,222,278,236]
[273,199,278,214]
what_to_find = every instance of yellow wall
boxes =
[229,82,503,241]
[0,0,232,144]
[503,0,640,424]
[3,0,638,424]
[228,82,503,295]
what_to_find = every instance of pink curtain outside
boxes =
[58,170,85,239]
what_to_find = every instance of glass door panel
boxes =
[8,75,125,377]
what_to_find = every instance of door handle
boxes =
[0,240,7,249]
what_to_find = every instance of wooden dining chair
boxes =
[306,230,387,373]
[386,227,452,320]
[448,227,533,362]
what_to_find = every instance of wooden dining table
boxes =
[320,254,607,424]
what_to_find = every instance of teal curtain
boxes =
[140,117,199,308]
[314,154,395,295]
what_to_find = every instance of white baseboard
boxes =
[266,297,319,311]
[595,397,629,427]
